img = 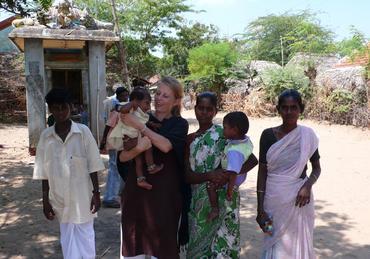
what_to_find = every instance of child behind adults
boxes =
[33,88,105,259]
[100,86,129,208]
[207,111,253,221]
[108,87,163,190]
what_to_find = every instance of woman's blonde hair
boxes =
[157,76,184,116]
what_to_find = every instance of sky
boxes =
[184,0,370,41]
[1,0,368,41]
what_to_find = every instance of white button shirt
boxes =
[33,121,105,224]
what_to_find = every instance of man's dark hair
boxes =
[129,87,151,101]
[45,88,73,106]
[223,111,249,135]
[116,87,129,95]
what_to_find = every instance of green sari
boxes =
[187,124,241,259]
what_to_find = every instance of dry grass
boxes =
[222,86,370,128]
[222,89,275,117]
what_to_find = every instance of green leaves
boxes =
[243,11,336,65]
[37,0,52,10]
[261,66,311,102]
[187,42,237,95]
[0,0,35,16]
[336,26,368,58]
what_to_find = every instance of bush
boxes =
[187,42,238,99]
[305,86,369,127]
[261,66,312,102]
[327,89,354,114]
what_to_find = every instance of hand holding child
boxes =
[120,113,142,130]
[207,168,228,186]
[135,134,152,153]
[226,172,237,201]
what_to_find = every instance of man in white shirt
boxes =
[33,88,105,259]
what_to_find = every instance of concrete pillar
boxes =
[24,39,46,154]
[88,41,106,143]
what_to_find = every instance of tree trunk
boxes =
[109,0,130,85]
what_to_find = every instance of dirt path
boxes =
[1,112,370,258]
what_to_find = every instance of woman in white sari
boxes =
[256,89,321,259]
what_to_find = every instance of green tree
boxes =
[243,11,336,65]
[160,22,219,77]
[74,0,193,79]
[337,26,368,58]
[1,0,28,16]
[118,0,192,49]
[0,0,55,16]
[187,42,237,98]
[74,0,112,19]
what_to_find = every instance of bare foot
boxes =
[147,164,164,174]
[207,207,219,222]
[137,179,152,190]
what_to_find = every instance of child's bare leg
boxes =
[145,147,163,174]
[135,155,152,190]
[226,173,237,201]
[207,182,219,221]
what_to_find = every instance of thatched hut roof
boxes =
[227,60,280,94]
[286,52,340,75]
[315,66,366,91]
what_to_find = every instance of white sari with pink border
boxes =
[263,125,319,259]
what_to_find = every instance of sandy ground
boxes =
[1,110,370,259]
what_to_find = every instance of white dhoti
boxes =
[60,221,95,259]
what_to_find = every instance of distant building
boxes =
[0,16,19,53]
[336,43,370,68]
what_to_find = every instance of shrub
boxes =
[306,86,369,127]
[261,66,312,102]
[187,42,238,99]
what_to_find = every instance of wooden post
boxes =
[88,41,106,143]
[24,38,46,155]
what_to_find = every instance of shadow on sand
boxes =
[239,188,370,258]
[1,159,369,258]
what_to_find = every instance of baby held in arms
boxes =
[108,87,163,190]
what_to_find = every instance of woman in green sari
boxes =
[185,92,258,258]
